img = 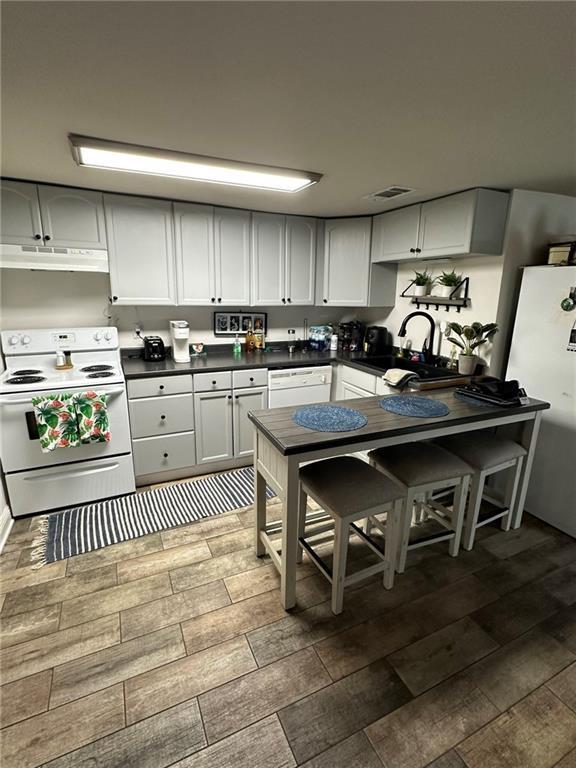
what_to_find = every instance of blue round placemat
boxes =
[293,405,368,432]
[379,395,450,418]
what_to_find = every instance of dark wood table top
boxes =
[248,390,549,456]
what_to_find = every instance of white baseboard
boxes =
[0,504,14,554]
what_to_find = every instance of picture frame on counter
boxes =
[214,311,267,336]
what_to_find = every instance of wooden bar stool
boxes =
[368,443,472,573]
[435,432,527,550]
[297,456,405,615]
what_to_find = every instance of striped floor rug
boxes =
[32,467,276,566]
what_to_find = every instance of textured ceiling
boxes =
[1,1,575,216]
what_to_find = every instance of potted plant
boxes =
[444,321,498,375]
[412,270,432,297]
[436,270,462,298]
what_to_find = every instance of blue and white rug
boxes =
[31,466,275,566]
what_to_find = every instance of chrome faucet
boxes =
[398,311,436,364]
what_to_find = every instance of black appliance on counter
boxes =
[364,325,389,356]
[143,336,166,362]
[338,321,366,352]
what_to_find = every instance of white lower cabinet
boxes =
[232,387,268,458]
[342,381,374,399]
[194,390,234,464]
[133,432,196,477]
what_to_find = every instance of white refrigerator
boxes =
[507,265,576,537]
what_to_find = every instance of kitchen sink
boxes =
[358,355,462,381]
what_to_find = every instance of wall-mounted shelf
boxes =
[400,277,470,313]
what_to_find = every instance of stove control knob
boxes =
[94,331,103,342]
[104,330,112,341]
[9,335,20,346]
[21,335,31,345]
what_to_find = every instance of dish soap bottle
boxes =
[233,334,242,357]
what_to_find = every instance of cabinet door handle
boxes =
[163,452,168,458]
[112,296,118,302]
[44,234,52,242]
[234,395,239,399]
[211,297,216,303]
[287,298,292,303]
[323,298,328,304]
[282,298,286,304]
[212,380,217,385]
[227,394,232,400]
[249,377,254,382]
[415,248,422,253]
[159,385,164,390]
[409,248,416,253]
[160,415,166,420]
[34,234,42,240]
[217,297,222,303]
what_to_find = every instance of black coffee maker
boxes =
[364,326,389,356]
[338,321,366,352]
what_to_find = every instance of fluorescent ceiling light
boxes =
[69,135,321,193]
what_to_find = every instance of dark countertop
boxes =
[122,347,378,379]
[248,392,550,456]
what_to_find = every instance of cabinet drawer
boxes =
[133,431,196,477]
[127,375,193,399]
[232,368,268,389]
[129,394,194,438]
[341,365,376,394]
[194,371,232,392]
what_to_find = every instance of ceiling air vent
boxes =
[368,186,414,200]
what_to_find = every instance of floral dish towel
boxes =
[75,390,111,444]
[32,390,111,453]
[32,394,81,452]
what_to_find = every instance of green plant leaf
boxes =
[446,336,465,350]
[471,339,487,350]
[448,322,463,335]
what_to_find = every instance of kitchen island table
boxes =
[248,391,549,610]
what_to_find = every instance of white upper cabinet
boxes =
[174,202,215,305]
[371,205,421,262]
[251,213,316,306]
[214,207,251,306]
[104,194,176,305]
[285,216,316,305]
[37,186,107,249]
[321,218,372,306]
[1,181,106,249]
[418,189,509,258]
[371,189,510,263]
[0,181,43,245]
[251,212,286,306]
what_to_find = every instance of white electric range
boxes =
[0,327,135,517]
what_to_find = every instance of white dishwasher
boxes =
[268,366,332,408]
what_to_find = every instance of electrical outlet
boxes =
[133,326,142,339]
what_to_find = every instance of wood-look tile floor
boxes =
[1,487,576,768]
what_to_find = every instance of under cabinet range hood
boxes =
[0,243,109,272]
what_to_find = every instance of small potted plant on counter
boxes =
[445,321,498,375]
[412,270,433,297]
[436,270,463,298]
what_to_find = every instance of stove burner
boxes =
[86,371,115,379]
[81,365,114,373]
[7,376,47,385]
[13,369,43,376]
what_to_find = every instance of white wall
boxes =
[358,255,505,367]
[0,270,343,347]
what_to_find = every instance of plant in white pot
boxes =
[412,270,432,297]
[436,270,462,298]
[445,321,498,375]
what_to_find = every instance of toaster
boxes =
[143,336,166,362]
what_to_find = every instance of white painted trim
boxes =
[0,503,14,554]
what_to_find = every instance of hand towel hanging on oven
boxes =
[74,390,111,444]
[32,393,81,452]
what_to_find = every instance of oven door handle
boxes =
[0,387,126,407]
[22,462,121,482]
